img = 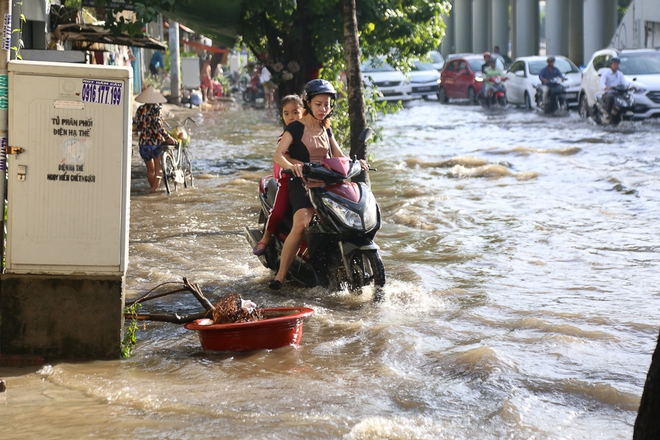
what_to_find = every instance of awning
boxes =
[164,0,242,47]
[179,23,195,34]
[55,23,168,50]
[180,39,229,54]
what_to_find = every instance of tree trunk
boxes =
[255,7,320,100]
[634,329,660,440]
[341,0,370,185]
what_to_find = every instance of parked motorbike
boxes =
[225,70,249,96]
[534,77,568,114]
[244,129,385,292]
[480,76,508,108]
[594,85,635,125]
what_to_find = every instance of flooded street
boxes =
[2,100,660,439]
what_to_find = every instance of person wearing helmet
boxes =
[599,57,634,116]
[268,79,366,290]
[481,52,492,73]
[482,57,505,99]
[539,56,566,106]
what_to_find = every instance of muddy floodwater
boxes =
[2,100,660,439]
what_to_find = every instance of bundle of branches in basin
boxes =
[124,277,262,324]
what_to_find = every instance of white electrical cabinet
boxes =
[6,61,132,275]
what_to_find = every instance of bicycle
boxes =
[160,117,196,194]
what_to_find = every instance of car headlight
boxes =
[322,197,363,230]
[363,190,379,232]
[475,76,483,82]
[634,87,647,94]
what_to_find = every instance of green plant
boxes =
[121,302,141,358]
[320,65,401,161]
[10,1,26,60]
[143,73,163,90]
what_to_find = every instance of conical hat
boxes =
[135,86,167,104]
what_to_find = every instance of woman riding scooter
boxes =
[269,79,368,290]
[482,58,507,106]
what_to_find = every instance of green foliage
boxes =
[239,0,450,93]
[320,64,400,155]
[121,302,141,358]
[93,0,184,36]
[143,73,163,90]
[10,0,27,60]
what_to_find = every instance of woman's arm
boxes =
[329,136,345,158]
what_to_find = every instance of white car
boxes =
[361,58,412,102]
[579,48,660,120]
[505,55,582,109]
[429,50,445,71]
[410,60,440,99]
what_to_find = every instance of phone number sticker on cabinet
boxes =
[81,79,123,106]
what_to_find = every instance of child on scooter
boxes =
[253,95,304,255]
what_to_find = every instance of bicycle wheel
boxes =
[161,151,177,194]
[183,149,194,188]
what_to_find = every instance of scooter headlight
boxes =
[475,76,483,82]
[363,190,379,232]
[322,197,363,230]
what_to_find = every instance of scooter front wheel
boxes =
[345,250,386,292]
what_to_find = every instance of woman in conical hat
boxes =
[134,87,176,192]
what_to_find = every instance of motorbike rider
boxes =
[269,79,367,290]
[481,51,492,73]
[477,52,492,100]
[482,57,505,100]
[599,57,635,116]
[539,56,566,106]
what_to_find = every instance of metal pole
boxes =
[0,0,11,269]
[168,19,181,105]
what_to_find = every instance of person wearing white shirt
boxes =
[599,57,635,115]
[260,66,275,109]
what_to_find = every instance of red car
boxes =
[437,55,494,103]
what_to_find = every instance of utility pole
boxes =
[168,19,181,105]
[341,0,369,186]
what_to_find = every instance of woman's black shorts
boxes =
[288,177,313,212]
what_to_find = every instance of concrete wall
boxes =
[1,275,125,359]
[611,0,660,49]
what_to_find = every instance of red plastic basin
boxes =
[184,307,315,351]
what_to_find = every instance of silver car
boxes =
[579,48,660,120]
[361,57,413,102]
[410,60,440,99]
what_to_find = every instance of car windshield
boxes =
[413,61,436,71]
[468,60,482,72]
[430,52,444,64]
[619,53,660,75]
[529,58,579,75]
[361,58,395,72]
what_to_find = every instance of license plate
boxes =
[381,90,397,96]
[565,92,577,99]
[415,87,432,92]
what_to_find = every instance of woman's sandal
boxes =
[253,241,268,256]
[268,279,282,290]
